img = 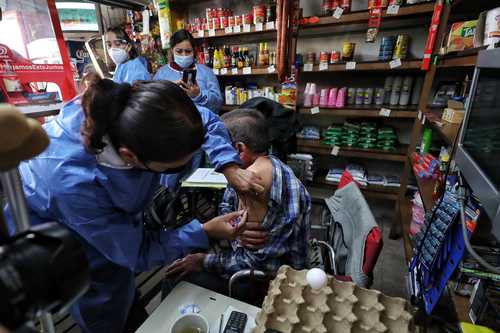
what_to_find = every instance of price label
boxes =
[386,4,400,15]
[346,61,356,70]
[266,21,275,30]
[243,24,251,32]
[224,27,233,34]
[421,115,426,125]
[267,65,276,73]
[389,58,402,69]
[243,66,252,75]
[220,68,228,75]
[333,7,344,19]
[319,62,329,71]
[331,145,340,156]
[208,29,216,37]
[197,30,204,38]
[310,106,320,115]
[418,110,422,120]
[213,68,220,75]
[379,108,391,117]
[234,25,241,33]
[303,63,314,72]
[231,68,239,75]
[255,23,264,31]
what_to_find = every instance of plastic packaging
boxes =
[355,88,365,105]
[420,128,433,154]
[320,88,329,107]
[312,93,320,106]
[347,87,356,105]
[328,88,338,107]
[375,88,385,105]
[342,42,356,61]
[364,88,374,105]
[336,87,347,108]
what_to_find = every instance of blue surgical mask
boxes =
[174,54,194,69]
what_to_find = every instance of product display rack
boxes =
[295,2,440,240]
[399,0,500,324]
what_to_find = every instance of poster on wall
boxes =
[56,2,99,32]
[67,41,91,77]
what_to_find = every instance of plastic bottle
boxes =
[383,76,394,105]
[411,76,424,105]
[328,88,338,107]
[420,128,433,154]
[364,88,374,105]
[390,76,403,106]
[335,87,347,108]
[399,76,414,106]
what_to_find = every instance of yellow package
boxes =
[447,20,477,52]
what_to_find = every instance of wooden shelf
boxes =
[424,111,461,145]
[299,106,418,118]
[448,282,472,324]
[215,66,278,77]
[297,139,408,162]
[438,54,478,68]
[300,3,435,31]
[400,197,415,263]
[194,26,276,40]
[301,59,422,73]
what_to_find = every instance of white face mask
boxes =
[108,47,129,65]
[174,54,194,69]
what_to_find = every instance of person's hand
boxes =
[239,222,268,249]
[164,253,206,279]
[176,79,201,98]
[202,210,248,240]
[222,164,265,196]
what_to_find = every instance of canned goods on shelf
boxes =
[330,50,340,63]
[253,5,266,24]
[319,51,329,64]
[342,42,356,61]
[394,34,409,59]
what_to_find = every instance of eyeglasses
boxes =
[105,39,128,49]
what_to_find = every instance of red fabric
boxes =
[362,227,383,275]
[338,170,355,189]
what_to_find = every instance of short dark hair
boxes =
[221,109,269,154]
[82,78,204,163]
[106,27,138,59]
[170,29,196,49]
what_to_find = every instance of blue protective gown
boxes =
[113,56,150,84]
[153,63,223,113]
[5,97,240,333]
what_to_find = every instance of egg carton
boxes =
[253,266,414,333]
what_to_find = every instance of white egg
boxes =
[306,268,328,289]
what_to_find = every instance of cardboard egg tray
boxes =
[253,266,414,333]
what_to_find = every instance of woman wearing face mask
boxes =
[105,27,151,84]
[154,29,223,113]
[4,78,256,333]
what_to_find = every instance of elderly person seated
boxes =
[162,109,311,300]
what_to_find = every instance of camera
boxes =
[0,222,89,331]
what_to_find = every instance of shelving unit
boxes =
[299,2,435,32]
[298,106,418,118]
[297,139,408,162]
[302,59,422,72]
[424,112,461,145]
[194,26,276,40]
[214,66,278,76]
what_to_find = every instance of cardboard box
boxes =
[446,20,478,53]
[442,108,465,123]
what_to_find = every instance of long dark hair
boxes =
[107,27,138,59]
[170,29,196,49]
[81,78,205,163]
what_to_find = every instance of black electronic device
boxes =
[223,311,247,333]
[182,69,197,85]
[0,223,90,331]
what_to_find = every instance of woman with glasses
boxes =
[154,29,223,113]
[105,27,151,84]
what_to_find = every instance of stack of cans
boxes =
[358,122,378,149]
[379,36,396,61]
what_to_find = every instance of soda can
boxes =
[319,51,329,64]
[394,34,409,59]
[330,50,340,63]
